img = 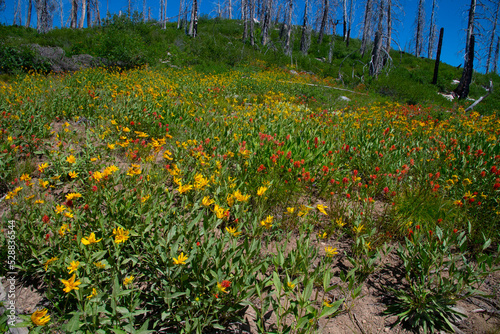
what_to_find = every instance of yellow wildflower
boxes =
[31,309,50,326]
[68,171,78,179]
[173,252,188,265]
[60,274,81,293]
[81,232,102,245]
[65,193,82,201]
[113,227,130,244]
[257,186,268,196]
[317,204,328,215]
[123,276,134,286]
[66,155,76,164]
[43,257,58,271]
[325,246,338,257]
[202,196,215,207]
[225,226,242,237]
[67,261,80,274]
[38,163,49,173]
[260,215,273,229]
[87,288,97,299]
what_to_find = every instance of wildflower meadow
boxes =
[1,63,499,333]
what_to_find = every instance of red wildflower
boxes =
[42,215,50,224]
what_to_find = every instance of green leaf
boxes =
[65,312,82,332]
[319,299,344,318]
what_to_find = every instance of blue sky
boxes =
[1,0,496,72]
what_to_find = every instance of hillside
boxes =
[0,15,499,334]
[1,14,499,115]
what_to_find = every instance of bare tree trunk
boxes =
[70,0,78,28]
[300,0,310,54]
[95,0,101,25]
[284,0,293,54]
[87,0,92,27]
[177,0,183,28]
[261,0,271,45]
[79,0,87,28]
[494,37,500,73]
[228,0,232,19]
[128,0,132,17]
[36,0,49,33]
[360,0,373,56]
[188,0,198,37]
[385,0,392,53]
[485,1,499,73]
[427,0,437,58]
[415,0,424,57]
[454,34,475,99]
[464,0,476,67]
[13,0,21,25]
[342,0,347,40]
[318,0,329,44]
[26,0,33,28]
[328,19,336,63]
[432,27,444,84]
[274,3,282,25]
[370,0,384,77]
[249,0,255,45]
[148,7,151,20]
[346,0,353,46]
[163,0,167,28]
[59,0,64,27]
[242,0,248,40]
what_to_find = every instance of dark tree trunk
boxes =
[300,0,309,54]
[432,27,444,85]
[318,0,329,44]
[70,0,78,28]
[25,0,33,28]
[454,34,475,99]
[242,0,248,41]
[494,37,500,74]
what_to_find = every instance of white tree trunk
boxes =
[361,0,374,56]
[79,0,87,28]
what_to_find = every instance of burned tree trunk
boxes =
[300,0,310,54]
[242,0,248,40]
[485,1,499,73]
[427,0,437,58]
[70,0,78,28]
[454,34,475,99]
[494,37,499,73]
[318,0,329,44]
[261,0,271,46]
[370,0,384,77]
[188,0,198,37]
[26,0,33,28]
[36,0,49,33]
[360,0,374,56]
[284,0,293,55]
[414,0,424,57]
[432,27,444,84]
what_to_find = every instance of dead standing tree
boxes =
[454,0,477,99]
[318,0,329,44]
[284,0,293,55]
[414,0,425,57]
[485,0,499,73]
[369,0,385,77]
[261,0,272,46]
[300,0,311,54]
[188,0,198,37]
[360,0,374,56]
[427,0,438,58]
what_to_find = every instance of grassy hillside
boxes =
[0,14,499,334]
[1,14,499,114]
